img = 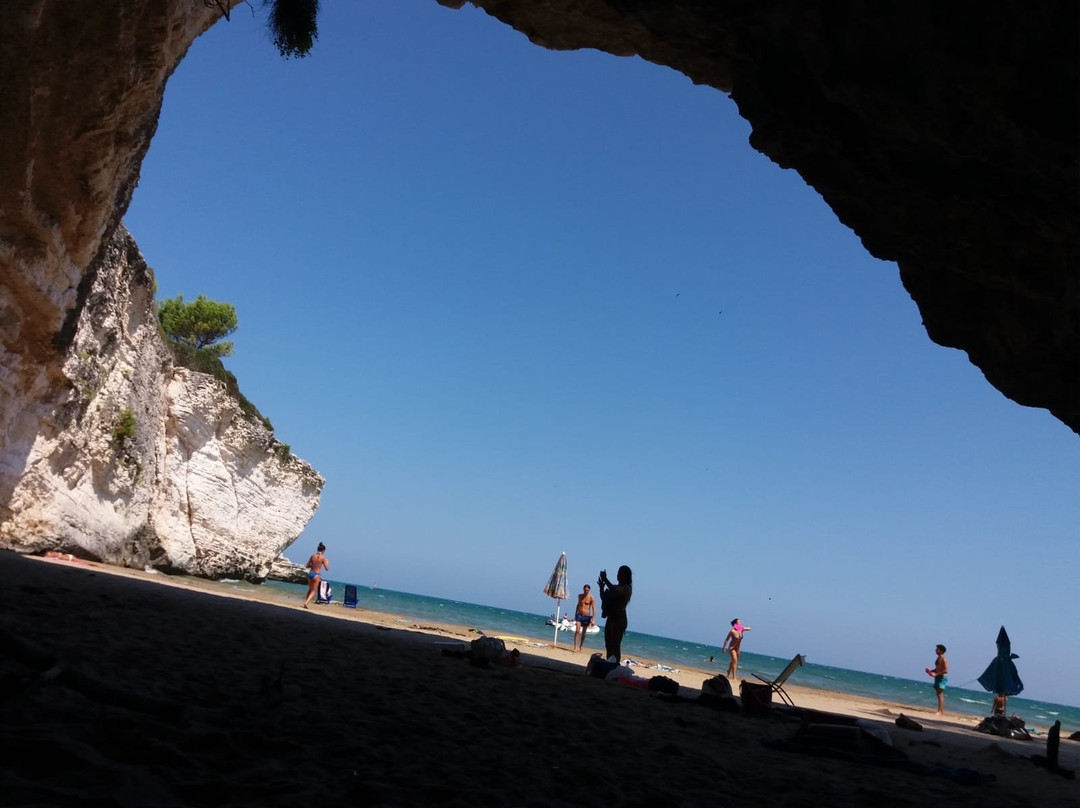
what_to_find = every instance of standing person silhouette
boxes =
[303,542,329,608]
[721,618,752,678]
[926,644,949,715]
[597,566,632,663]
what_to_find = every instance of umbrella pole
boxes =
[552,599,561,648]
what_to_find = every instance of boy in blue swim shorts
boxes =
[925,644,949,715]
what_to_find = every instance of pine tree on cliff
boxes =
[156,293,269,429]
[157,294,238,358]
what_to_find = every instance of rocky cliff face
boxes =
[0,0,236,541]
[0,1,324,580]
[0,225,323,581]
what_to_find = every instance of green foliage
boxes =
[268,0,319,58]
[157,294,238,356]
[274,442,292,463]
[112,409,136,444]
[166,343,273,431]
[156,291,275,431]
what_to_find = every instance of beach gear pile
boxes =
[698,675,739,712]
[585,653,679,695]
[974,714,1032,741]
[440,636,520,668]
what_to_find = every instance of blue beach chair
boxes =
[343,584,358,609]
[315,580,333,605]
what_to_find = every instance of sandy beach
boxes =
[1,551,1076,807]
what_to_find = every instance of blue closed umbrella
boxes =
[977,625,1024,697]
[543,552,568,647]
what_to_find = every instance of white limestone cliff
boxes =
[0,225,324,581]
[0,1,233,516]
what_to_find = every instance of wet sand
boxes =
[2,550,1076,806]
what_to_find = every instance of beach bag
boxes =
[586,654,621,679]
[701,675,733,699]
[648,675,679,695]
[699,675,737,711]
[740,681,773,715]
[605,665,639,682]
[894,714,923,732]
[975,715,1032,741]
[470,636,507,662]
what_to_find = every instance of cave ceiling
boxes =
[1,1,1076,438]
[449,0,1080,434]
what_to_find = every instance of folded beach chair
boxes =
[343,584,358,609]
[315,580,333,605]
[751,653,805,707]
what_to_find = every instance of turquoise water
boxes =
[251,578,1079,732]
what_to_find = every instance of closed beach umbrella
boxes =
[977,625,1024,697]
[543,552,568,647]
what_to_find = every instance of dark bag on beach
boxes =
[648,675,679,695]
[699,675,738,710]
[740,681,773,715]
[701,675,733,699]
[586,654,620,679]
[470,636,507,661]
[975,715,1031,741]
[895,714,923,732]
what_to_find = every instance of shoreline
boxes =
[90,558,1068,731]
[4,551,1077,806]
[24,553,1070,731]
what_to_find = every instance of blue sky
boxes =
[126,1,1079,706]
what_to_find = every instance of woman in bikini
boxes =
[597,565,633,663]
[721,618,751,678]
[303,542,329,608]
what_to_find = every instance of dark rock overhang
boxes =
[445,0,1080,434]
[1,1,1076,438]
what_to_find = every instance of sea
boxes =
[232,578,1079,732]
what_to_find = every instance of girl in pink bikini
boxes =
[721,618,752,678]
